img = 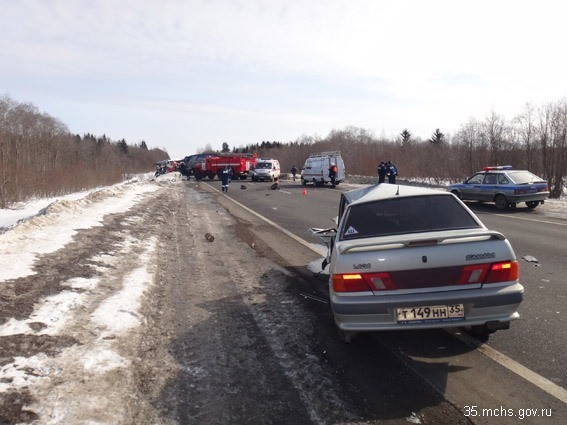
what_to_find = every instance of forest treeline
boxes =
[2,94,566,209]
[221,98,566,198]
[0,96,168,208]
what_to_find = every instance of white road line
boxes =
[203,182,322,254]
[484,213,567,226]
[447,328,567,404]
[204,181,567,405]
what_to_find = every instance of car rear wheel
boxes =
[450,190,461,199]
[470,324,496,341]
[526,201,539,209]
[494,194,508,210]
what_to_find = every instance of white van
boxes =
[301,151,345,187]
[251,158,280,182]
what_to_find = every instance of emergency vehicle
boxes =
[301,151,345,187]
[251,158,280,182]
[192,153,258,180]
[449,165,549,210]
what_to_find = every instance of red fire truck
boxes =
[192,153,258,180]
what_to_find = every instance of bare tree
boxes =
[454,118,484,176]
[539,99,567,198]
[483,110,506,165]
[512,103,538,171]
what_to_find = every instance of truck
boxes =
[192,153,258,180]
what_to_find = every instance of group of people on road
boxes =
[221,161,397,193]
[377,161,398,184]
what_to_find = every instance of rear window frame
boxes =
[506,170,546,184]
[339,194,482,241]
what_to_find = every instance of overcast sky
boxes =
[2,0,566,159]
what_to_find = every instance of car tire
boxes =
[450,190,462,200]
[301,178,307,186]
[470,324,496,341]
[494,194,508,210]
[338,329,357,343]
[526,201,539,209]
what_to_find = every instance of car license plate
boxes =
[396,304,465,324]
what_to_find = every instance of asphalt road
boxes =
[198,177,567,423]
[464,203,567,387]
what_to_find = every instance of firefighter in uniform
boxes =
[221,166,232,192]
[328,163,338,188]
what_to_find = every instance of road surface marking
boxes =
[203,182,323,254]
[205,181,567,404]
[447,328,567,404]
[484,213,567,226]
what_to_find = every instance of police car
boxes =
[449,166,549,210]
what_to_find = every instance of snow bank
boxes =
[0,178,162,282]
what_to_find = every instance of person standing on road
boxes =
[386,161,398,184]
[377,161,387,183]
[328,162,337,188]
[291,165,298,181]
[221,166,231,192]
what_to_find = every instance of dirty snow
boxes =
[0,173,172,384]
[0,177,161,281]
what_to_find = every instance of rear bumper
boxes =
[330,283,524,331]
[252,174,275,181]
[507,193,548,203]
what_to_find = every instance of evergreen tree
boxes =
[429,128,445,145]
[118,139,129,154]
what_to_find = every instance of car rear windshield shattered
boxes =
[341,195,481,240]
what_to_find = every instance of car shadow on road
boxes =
[463,201,544,216]
[152,265,476,424]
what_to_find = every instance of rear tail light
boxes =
[458,261,519,284]
[332,261,518,293]
[484,261,519,283]
[332,272,395,293]
[457,264,490,284]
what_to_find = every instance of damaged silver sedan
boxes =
[312,184,524,341]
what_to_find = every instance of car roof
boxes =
[343,184,450,206]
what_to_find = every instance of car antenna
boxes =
[396,185,400,195]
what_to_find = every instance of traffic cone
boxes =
[302,187,307,195]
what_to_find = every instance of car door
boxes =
[479,173,498,202]
[461,173,484,200]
